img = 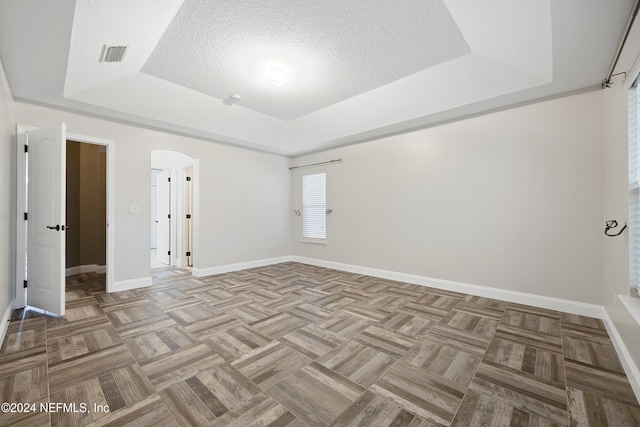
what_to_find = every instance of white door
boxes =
[27,123,66,315]
[150,179,158,249]
[156,170,171,265]
[184,166,194,267]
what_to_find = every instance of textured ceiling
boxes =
[0,0,634,155]
[142,0,470,120]
[64,0,184,97]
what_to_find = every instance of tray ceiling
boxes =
[0,0,634,155]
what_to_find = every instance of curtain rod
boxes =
[602,0,640,88]
[289,158,342,171]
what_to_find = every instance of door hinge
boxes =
[168,251,171,256]
[24,212,28,220]
[186,214,191,219]
[24,144,28,153]
[186,176,192,182]
[168,214,171,219]
[168,177,171,182]
[186,251,191,257]
[23,280,27,288]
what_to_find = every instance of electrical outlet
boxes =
[128,205,139,214]
[367,251,373,259]
[393,255,399,263]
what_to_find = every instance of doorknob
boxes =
[46,225,60,231]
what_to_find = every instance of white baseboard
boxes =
[192,256,294,277]
[65,266,82,277]
[602,297,640,403]
[111,276,152,293]
[66,264,106,277]
[191,255,601,317]
[291,256,603,318]
[0,299,14,348]
[80,264,98,274]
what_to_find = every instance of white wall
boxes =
[0,57,15,327]
[8,86,617,309]
[292,90,605,305]
[14,102,292,284]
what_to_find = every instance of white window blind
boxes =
[302,173,326,241]
[629,80,640,295]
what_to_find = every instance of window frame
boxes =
[629,80,640,296]
[301,172,327,244]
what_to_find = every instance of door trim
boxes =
[15,124,115,309]
[15,125,28,309]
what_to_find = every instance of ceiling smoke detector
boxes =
[99,45,128,63]
[223,94,242,106]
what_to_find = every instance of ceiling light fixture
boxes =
[263,66,292,87]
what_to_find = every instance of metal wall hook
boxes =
[604,220,627,237]
[293,210,301,216]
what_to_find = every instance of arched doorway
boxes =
[151,149,198,270]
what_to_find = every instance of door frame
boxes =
[183,164,194,267]
[15,124,115,309]
[155,168,172,266]
[150,149,199,269]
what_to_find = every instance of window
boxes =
[629,80,640,295]
[302,172,326,241]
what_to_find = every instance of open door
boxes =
[156,170,171,265]
[27,123,66,315]
[184,166,194,267]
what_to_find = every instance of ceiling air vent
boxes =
[99,45,128,63]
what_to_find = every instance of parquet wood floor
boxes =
[1,262,639,426]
